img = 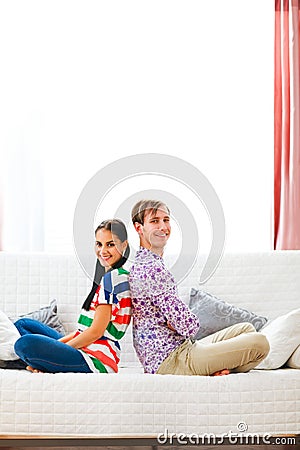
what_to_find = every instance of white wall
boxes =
[0,0,274,254]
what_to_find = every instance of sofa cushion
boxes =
[286,345,300,369]
[0,311,20,360]
[257,308,300,369]
[10,299,65,336]
[189,288,268,340]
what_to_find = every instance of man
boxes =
[129,199,270,376]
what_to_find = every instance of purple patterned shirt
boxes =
[129,247,200,374]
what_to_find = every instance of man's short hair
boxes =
[131,200,170,225]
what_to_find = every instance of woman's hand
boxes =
[58,332,76,343]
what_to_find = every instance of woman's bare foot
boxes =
[26,365,43,373]
[211,369,230,376]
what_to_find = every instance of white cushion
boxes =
[286,344,300,369]
[256,308,300,370]
[0,311,20,360]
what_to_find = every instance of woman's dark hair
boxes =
[81,219,129,311]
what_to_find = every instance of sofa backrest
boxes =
[0,251,299,368]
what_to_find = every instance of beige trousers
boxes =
[156,322,270,376]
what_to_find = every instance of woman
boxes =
[14,219,131,373]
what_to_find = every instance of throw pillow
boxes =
[11,299,65,336]
[286,345,300,369]
[256,308,300,370]
[0,311,21,360]
[189,288,268,340]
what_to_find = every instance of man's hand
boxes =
[167,321,176,332]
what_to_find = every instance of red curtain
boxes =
[274,0,300,249]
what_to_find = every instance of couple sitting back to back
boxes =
[13,199,269,374]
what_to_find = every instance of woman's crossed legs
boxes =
[14,318,92,373]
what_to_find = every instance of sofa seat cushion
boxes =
[0,368,299,436]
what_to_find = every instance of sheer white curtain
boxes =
[1,114,44,252]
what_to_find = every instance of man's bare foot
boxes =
[211,369,230,376]
[26,365,43,373]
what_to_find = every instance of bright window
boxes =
[0,1,274,254]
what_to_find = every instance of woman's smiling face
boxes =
[94,228,127,269]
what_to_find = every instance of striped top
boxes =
[76,267,131,373]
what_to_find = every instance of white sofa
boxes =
[0,251,299,443]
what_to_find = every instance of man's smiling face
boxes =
[135,206,171,254]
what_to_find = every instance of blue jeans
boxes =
[14,318,92,373]
[14,318,63,339]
